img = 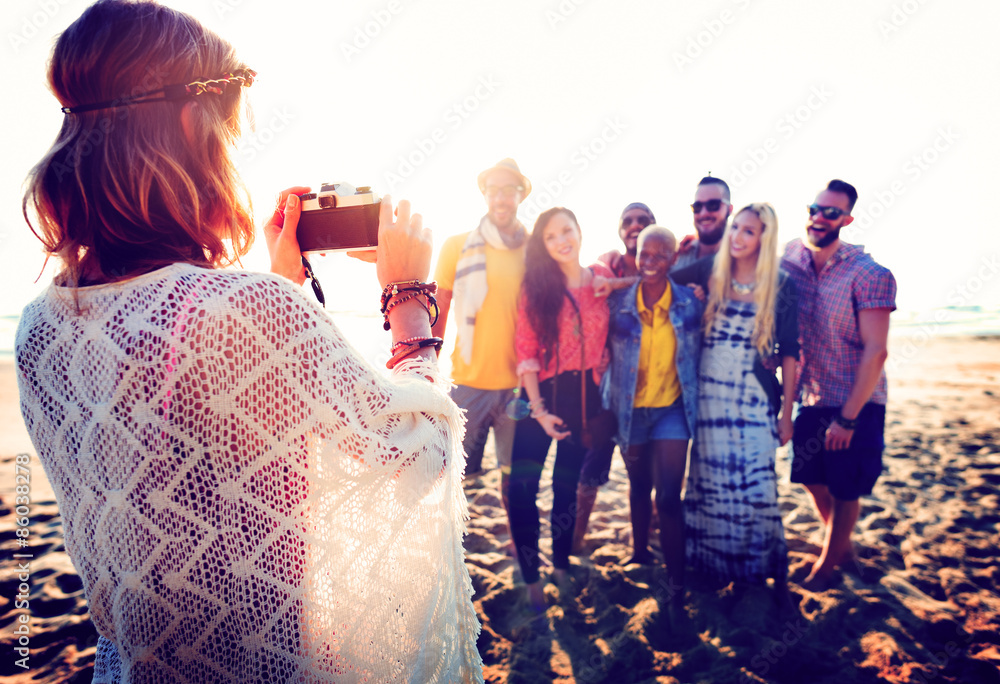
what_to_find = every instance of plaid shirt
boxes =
[781,239,897,407]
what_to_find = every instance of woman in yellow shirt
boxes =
[603,226,704,620]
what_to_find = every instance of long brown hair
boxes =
[23,0,254,287]
[522,207,580,368]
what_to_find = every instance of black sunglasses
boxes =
[621,215,653,228]
[807,204,848,220]
[691,199,725,213]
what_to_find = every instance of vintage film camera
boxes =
[296,183,380,252]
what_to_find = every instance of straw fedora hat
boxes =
[476,158,532,198]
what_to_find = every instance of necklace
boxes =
[731,278,756,295]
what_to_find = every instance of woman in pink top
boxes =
[508,207,612,610]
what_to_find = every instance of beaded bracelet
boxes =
[391,336,431,354]
[386,337,443,369]
[382,289,440,331]
[381,281,437,313]
[383,292,422,327]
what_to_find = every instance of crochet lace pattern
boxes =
[16,263,482,683]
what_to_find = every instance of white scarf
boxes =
[452,214,526,364]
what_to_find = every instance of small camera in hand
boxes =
[297,183,380,252]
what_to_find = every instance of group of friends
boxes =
[435,159,898,615]
[15,1,900,678]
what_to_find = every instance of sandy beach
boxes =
[1,335,998,683]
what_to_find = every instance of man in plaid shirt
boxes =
[781,179,897,590]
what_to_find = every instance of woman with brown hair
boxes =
[507,207,613,610]
[17,1,482,681]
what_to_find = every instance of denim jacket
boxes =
[600,278,704,452]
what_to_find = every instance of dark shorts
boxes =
[791,403,886,501]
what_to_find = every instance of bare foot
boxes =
[623,549,655,566]
[800,568,836,592]
[526,581,546,613]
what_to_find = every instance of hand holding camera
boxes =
[375,196,431,289]
[265,182,430,298]
[297,183,381,253]
[264,185,311,285]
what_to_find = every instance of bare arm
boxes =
[778,355,797,446]
[825,308,891,450]
[592,275,637,298]
[432,287,452,342]
[522,370,570,441]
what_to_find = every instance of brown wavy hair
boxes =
[23,0,253,287]
[522,207,580,369]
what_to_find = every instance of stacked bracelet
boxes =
[529,397,547,419]
[390,336,430,354]
[386,336,443,369]
[380,281,440,331]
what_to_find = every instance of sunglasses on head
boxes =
[691,199,725,213]
[807,204,848,220]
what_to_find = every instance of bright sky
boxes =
[3,0,1000,321]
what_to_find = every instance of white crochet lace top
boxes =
[16,263,483,683]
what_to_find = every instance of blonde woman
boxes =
[684,203,799,604]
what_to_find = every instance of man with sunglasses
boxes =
[781,179,896,590]
[597,202,657,278]
[672,176,733,272]
[434,159,531,501]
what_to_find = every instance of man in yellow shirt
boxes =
[433,159,531,511]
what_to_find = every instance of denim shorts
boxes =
[628,401,690,445]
